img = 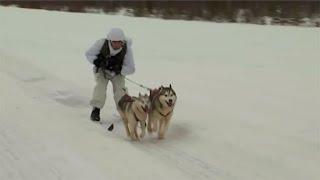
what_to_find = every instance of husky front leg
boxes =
[147,113,157,133]
[159,114,172,139]
[139,120,147,139]
[164,114,172,134]
[147,115,153,133]
[134,123,140,141]
[118,109,130,137]
[152,118,159,133]
[158,118,166,139]
[122,118,130,137]
[128,121,138,141]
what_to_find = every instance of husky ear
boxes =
[169,84,172,89]
[139,92,142,97]
[159,85,164,90]
[122,87,128,94]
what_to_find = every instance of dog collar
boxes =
[156,109,172,117]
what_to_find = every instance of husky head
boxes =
[134,93,149,113]
[158,84,177,108]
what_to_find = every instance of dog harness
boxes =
[156,109,172,117]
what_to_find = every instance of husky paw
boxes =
[139,134,145,140]
[130,136,138,141]
[147,127,153,133]
[158,135,165,140]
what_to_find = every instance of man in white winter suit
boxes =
[85,28,135,121]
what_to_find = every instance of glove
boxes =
[93,54,103,66]
[114,68,121,75]
[93,54,106,72]
[106,56,121,74]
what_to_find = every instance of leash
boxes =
[123,76,152,91]
[99,70,151,91]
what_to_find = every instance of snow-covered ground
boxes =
[0,6,319,180]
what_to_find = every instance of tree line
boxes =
[1,1,319,26]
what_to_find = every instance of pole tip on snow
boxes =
[108,124,114,131]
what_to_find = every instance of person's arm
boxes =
[121,46,135,76]
[85,39,105,64]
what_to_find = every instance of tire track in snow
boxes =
[136,141,237,180]
[100,117,237,180]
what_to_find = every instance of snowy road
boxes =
[1,6,319,180]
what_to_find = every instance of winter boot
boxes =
[90,107,100,121]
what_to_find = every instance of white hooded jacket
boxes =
[85,29,135,76]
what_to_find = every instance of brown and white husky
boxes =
[148,85,177,139]
[117,92,149,141]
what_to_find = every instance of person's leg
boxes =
[90,69,109,121]
[111,75,126,106]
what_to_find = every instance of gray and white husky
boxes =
[117,92,149,141]
[148,85,177,139]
